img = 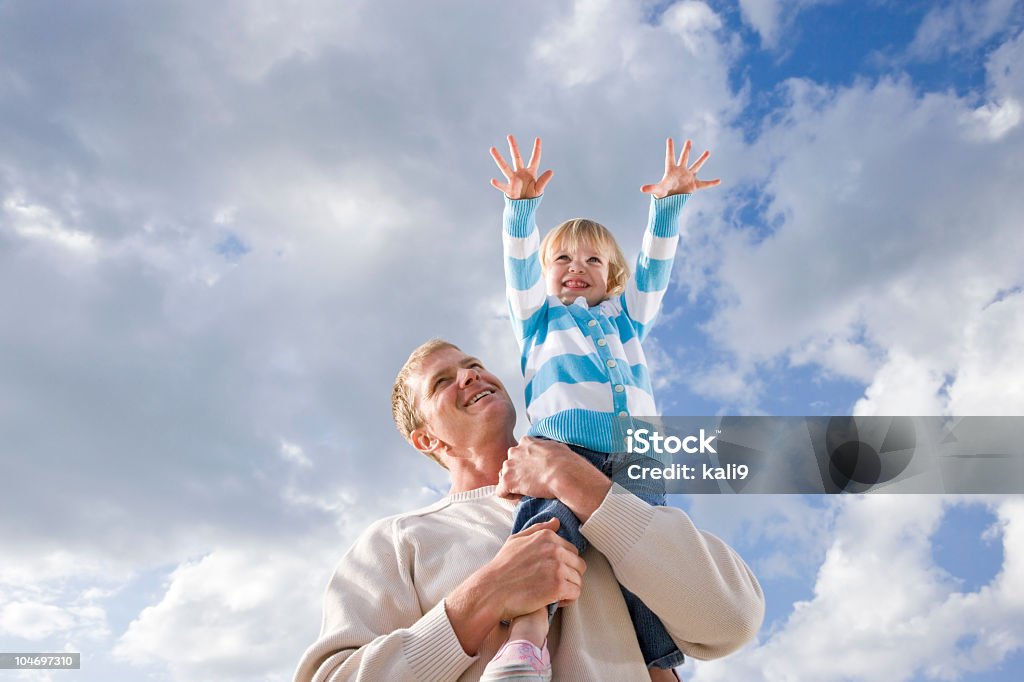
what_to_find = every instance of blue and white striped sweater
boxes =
[503,193,689,453]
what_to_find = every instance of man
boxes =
[293,340,764,682]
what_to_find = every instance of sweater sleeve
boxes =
[292,517,476,682]
[503,195,547,348]
[622,193,689,341]
[579,485,765,661]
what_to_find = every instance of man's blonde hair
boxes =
[540,218,631,296]
[391,338,459,468]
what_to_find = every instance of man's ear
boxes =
[410,426,442,455]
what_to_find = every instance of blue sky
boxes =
[1,1,1023,680]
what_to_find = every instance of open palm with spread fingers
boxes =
[640,138,721,199]
[489,135,554,200]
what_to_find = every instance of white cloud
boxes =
[907,0,1021,61]
[687,361,765,412]
[737,0,785,48]
[0,602,75,640]
[688,496,1024,681]
[966,96,1022,140]
[662,1,725,57]
[0,550,127,589]
[531,0,738,134]
[0,595,110,649]
[113,545,329,681]
[279,439,312,468]
[684,495,836,581]
[533,0,645,88]
[3,196,96,255]
[699,44,1024,412]
[736,0,838,49]
[0,550,121,648]
[947,292,1024,414]
[853,348,948,416]
[789,336,875,384]
[987,26,1024,98]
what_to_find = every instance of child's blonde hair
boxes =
[539,218,630,297]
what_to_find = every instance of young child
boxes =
[480,135,720,681]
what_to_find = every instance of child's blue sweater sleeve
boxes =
[503,195,547,348]
[623,193,689,340]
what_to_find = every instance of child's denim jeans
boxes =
[510,440,686,670]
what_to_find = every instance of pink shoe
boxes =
[479,639,552,682]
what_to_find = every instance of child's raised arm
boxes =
[491,135,553,348]
[627,138,721,340]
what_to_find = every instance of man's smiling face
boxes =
[544,238,611,307]
[408,347,514,456]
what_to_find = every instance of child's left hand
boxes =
[640,138,721,199]
[497,436,574,502]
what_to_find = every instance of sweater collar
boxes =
[445,485,517,509]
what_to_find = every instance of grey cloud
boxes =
[0,0,744,578]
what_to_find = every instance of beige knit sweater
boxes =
[293,485,764,682]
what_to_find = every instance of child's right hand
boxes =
[489,135,553,200]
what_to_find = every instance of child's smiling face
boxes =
[544,238,611,307]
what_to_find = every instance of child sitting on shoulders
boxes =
[480,135,720,682]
